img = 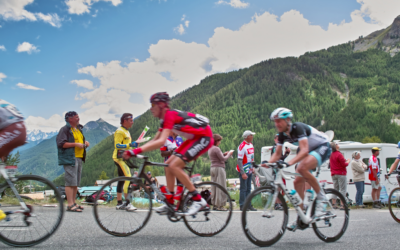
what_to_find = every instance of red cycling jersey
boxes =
[160,109,210,139]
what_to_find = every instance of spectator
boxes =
[237,130,256,211]
[329,142,350,210]
[208,134,233,211]
[144,171,158,199]
[351,151,367,208]
[56,111,90,213]
[160,131,183,186]
[369,147,382,208]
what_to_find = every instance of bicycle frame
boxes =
[124,154,195,216]
[260,164,335,225]
[0,160,29,213]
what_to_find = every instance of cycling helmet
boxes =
[270,107,293,121]
[150,92,170,103]
[397,141,400,148]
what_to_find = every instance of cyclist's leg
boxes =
[296,157,320,194]
[166,155,195,191]
[163,160,176,193]
[0,122,27,161]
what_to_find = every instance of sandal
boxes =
[216,206,228,211]
[67,205,82,212]
[74,203,84,210]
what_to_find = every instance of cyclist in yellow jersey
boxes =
[113,113,145,211]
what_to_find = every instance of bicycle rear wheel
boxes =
[388,187,400,223]
[241,186,288,247]
[182,181,232,237]
[311,188,349,242]
[93,177,152,237]
[0,175,64,247]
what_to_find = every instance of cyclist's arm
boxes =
[152,130,162,141]
[287,139,309,166]
[389,158,400,175]
[135,129,170,153]
[269,145,283,163]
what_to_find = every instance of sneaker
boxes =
[249,206,257,211]
[287,218,298,231]
[373,201,381,209]
[274,203,283,211]
[185,198,207,216]
[116,202,127,210]
[125,203,137,212]
[314,195,329,217]
[154,204,170,215]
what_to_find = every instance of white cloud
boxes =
[16,82,44,90]
[0,45,5,51]
[181,14,186,21]
[0,73,6,82]
[174,24,185,35]
[65,0,122,15]
[59,1,398,128]
[216,0,249,9]
[92,9,99,17]
[185,20,190,28]
[37,71,41,74]
[0,0,62,27]
[25,114,64,132]
[71,79,94,89]
[16,42,39,54]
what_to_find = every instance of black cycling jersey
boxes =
[277,122,329,152]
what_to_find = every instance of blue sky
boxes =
[1,0,398,131]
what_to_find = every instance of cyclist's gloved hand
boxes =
[129,141,138,148]
[277,160,289,169]
[123,148,143,160]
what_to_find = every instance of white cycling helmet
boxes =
[270,107,293,121]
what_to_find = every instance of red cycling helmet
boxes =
[150,92,170,103]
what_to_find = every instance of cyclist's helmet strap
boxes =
[150,92,170,103]
[270,107,293,121]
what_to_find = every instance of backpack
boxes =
[85,190,106,203]
[200,189,212,205]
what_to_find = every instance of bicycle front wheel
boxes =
[0,175,64,247]
[182,181,232,237]
[388,187,400,223]
[93,177,152,237]
[311,188,349,242]
[241,185,288,247]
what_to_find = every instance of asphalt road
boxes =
[1,208,398,249]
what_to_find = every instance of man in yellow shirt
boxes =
[113,113,145,211]
[56,111,90,212]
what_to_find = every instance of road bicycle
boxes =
[0,159,64,247]
[93,153,232,237]
[385,174,400,223]
[241,162,349,247]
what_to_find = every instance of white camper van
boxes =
[261,141,399,203]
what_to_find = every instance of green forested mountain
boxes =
[53,17,400,187]
[18,119,116,180]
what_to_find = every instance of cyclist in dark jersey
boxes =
[265,107,332,230]
[123,92,212,216]
[0,99,27,221]
[386,141,400,185]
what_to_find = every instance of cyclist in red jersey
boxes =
[123,92,213,215]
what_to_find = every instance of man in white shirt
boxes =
[237,130,257,211]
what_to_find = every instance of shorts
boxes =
[64,158,83,187]
[0,122,27,159]
[309,142,332,167]
[173,126,213,162]
[371,180,381,189]
[114,159,131,193]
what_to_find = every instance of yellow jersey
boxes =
[71,127,84,158]
[112,126,132,159]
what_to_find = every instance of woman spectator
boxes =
[208,134,233,211]
[351,151,368,208]
[329,142,350,209]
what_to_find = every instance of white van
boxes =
[261,142,399,203]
